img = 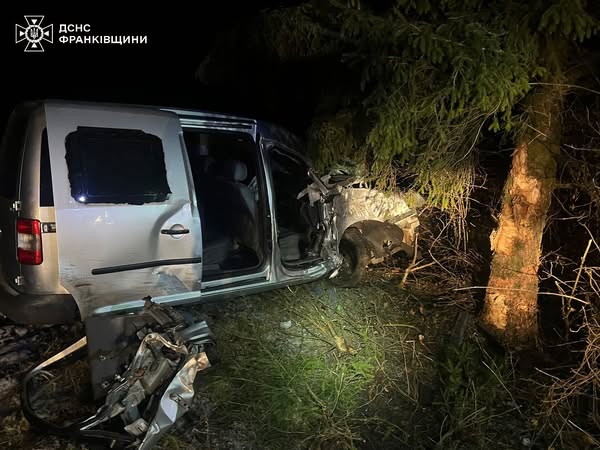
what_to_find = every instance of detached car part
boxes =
[21,299,214,449]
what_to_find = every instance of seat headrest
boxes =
[222,160,248,182]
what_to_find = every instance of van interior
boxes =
[268,148,324,266]
[184,131,325,275]
[184,130,265,279]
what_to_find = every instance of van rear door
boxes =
[0,106,29,290]
[44,101,202,318]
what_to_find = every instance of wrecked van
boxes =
[0,100,420,324]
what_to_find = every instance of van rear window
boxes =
[40,129,54,207]
[0,109,28,199]
[65,127,171,205]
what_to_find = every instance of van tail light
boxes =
[17,218,43,265]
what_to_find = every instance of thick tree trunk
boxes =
[481,84,565,350]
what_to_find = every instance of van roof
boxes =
[40,99,257,124]
[30,99,306,156]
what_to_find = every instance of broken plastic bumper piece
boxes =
[21,299,214,449]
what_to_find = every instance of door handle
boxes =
[161,228,190,235]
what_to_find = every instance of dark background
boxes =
[1,5,289,133]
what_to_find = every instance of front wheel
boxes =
[332,228,371,287]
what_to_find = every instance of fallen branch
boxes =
[399,233,436,286]
[454,286,590,305]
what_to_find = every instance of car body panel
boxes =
[0,106,30,292]
[44,101,202,318]
[334,187,424,248]
[19,106,68,295]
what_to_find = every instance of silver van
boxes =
[0,100,420,324]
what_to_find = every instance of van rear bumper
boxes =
[0,290,79,324]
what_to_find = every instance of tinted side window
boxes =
[65,127,171,205]
[40,129,54,207]
[0,109,28,199]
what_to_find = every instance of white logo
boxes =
[15,15,53,52]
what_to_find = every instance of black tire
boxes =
[332,228,371,287]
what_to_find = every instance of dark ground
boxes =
[0,240,556,450]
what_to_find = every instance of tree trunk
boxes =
[481,84,565,350]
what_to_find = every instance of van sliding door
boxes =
[44,101,202,318]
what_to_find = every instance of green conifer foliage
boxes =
[255,0,597,215]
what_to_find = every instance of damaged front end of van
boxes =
[300,172,424,285]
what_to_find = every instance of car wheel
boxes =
[333,228,371,287]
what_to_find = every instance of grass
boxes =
[159,270,543,450]
[0,265,545,449]
[175,279,435,449]
[435,339,523,449]
[161,274,498,450]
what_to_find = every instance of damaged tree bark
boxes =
[481,83,565,350]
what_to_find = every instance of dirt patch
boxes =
[0,318,87,449]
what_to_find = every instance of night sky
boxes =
[1,5,288,132]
